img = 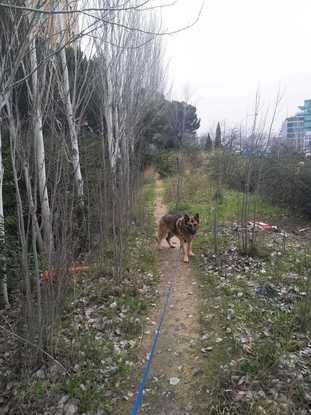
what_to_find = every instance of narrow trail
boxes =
[135,179,202,414]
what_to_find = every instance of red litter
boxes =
[248,221,273,231]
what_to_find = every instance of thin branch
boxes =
[85,3,204,37]
[0,0,172,14]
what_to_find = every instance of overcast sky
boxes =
[162,0,311,134]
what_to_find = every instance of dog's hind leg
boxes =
[166,231,176,248]
[157,223,168,248]
[178,238,189,263]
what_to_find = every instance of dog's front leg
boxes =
[183,241,189,263]
[189,240,195,256]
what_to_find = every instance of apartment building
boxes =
[298,99,311,152]
[281,99,311,152]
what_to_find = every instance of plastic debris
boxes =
[248,221,272,231]
[256,285,278,298]
[169,377,180,386]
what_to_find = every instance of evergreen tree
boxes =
[142,96,200,150]
[168,100,200,146]
[205,133,212,151]
[215,122,222,148]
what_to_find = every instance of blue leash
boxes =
[131,282,173,415]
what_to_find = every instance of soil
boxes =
[123,179,203,414]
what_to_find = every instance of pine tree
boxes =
[215,122,222,148]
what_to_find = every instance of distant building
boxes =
[281,114,304,151]
[281,99,311,152]
[298,99,311,152]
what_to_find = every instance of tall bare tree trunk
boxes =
[29,34,53,252]
[105,70,118,172]
[0,116,9,307]
[57,12,84,203]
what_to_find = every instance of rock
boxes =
[35,368,46,379]
[305,393,311,402]
[58,395,70,408]
[63,400,79,415]
[73,364,80,372]
[49,364,63,378]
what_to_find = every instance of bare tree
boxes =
[0,0,201,367]
[0,111,9,307]
[54,6,85,204]
[26,1,53,253]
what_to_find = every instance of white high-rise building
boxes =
[281,114,304,151]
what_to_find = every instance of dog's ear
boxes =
[184,214,190,223]
[194,213,200,223]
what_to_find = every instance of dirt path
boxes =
[134,179,202,414]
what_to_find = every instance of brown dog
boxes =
[157,213,200,263]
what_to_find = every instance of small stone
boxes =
[73,364,80,372]
[35,368,46,379]
[58,395,70,407]
[201,346,213,353]
[64,401,79,415]
[305,393,311,402]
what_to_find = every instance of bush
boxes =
[208,149,311,217]
[150,151,179,178]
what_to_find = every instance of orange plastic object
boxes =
[42,266,89,281]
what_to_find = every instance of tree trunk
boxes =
[6,98,32,317]
[57,12,84,203]
[29,34,53,253]
[0,117,9,307]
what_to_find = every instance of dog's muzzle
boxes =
[187,226,197,235]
